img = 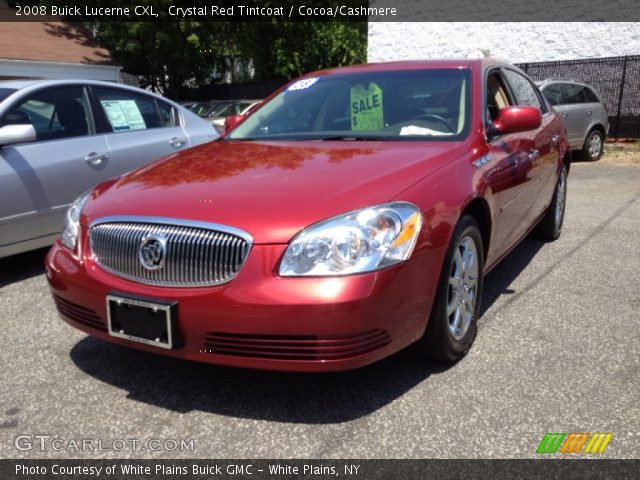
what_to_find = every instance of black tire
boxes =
[581,129,604,161]
[418,215,484,363]
[535,165,568,241]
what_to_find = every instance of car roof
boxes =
[0,79,179,105]
[0,79,42,89]
[306,58,510,77]
[538,78,591,88]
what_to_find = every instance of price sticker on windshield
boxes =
[351,83,383,131]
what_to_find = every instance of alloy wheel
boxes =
[555,168,567,227]
[446,236,479,341]
[589,133,602,159]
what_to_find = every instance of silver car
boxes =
[539,79,609,161]
[0,79,217,258]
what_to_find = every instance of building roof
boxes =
[0,21,116,66]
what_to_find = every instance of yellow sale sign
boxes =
[351,83,383,131]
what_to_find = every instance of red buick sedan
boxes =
[46,59,569,371]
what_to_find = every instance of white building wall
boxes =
[0,59,121,82]
[368,23,640,63]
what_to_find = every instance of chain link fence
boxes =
[516,55,640,140]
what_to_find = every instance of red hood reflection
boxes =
[85,140,466,244]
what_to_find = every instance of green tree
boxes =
[84,21,213,98]
[83,16,366,98]
[242,21,367,80]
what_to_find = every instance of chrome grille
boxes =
[89,217,252,287]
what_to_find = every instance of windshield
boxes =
[228,69,471,141]
[0,88,17,103]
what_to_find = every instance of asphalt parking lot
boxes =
[0,161,638,459]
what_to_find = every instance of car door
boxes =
[484,69,545,260]
[557,83,588,149]
[502,69,559,221]
[542,83,568,133]
[0,85,113,254]
[92,86,191,173]
[580,85,608,140]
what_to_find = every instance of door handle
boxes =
[84,152,109,166]
[528,149,540,161]
[169,137,187,148]
[561,112,568,119]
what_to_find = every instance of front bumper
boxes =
[46,231,439,372]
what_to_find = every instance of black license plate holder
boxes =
[107,295,176,349]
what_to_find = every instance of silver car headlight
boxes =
[61,191,91,250]
[279,202,422,276]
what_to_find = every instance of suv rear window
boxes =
[542,83,602,106]
[583,87,600,103]
[561,83,586,104]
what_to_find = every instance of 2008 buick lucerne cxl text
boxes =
[46,59,569,371]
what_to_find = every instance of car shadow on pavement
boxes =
[70,338,449,423]
[0,247,49,288]
[68,237,546,424]
[480,237,546,316]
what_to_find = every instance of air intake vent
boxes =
[201,329,390,361]
[54,295,106,331]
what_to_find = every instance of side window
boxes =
[157,100,178,127]
[502,69,543,110]
[486,71,513,122]
[560,83,586,104]
[94,87,172,132]
[0,86,93,141]
[583,87,600,103]
[541,84,562,106]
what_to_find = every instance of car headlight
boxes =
[61,191,91,250]
[279,202,422,276]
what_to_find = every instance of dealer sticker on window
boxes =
[100,100,146,131]
[351,82,383,131]
[286,77,320,92]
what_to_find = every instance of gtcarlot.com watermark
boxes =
[14,434,195,452]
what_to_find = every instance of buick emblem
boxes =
[138,234,167,270]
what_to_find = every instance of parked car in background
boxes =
[46,59,570,371]
[222,101,263,133]
[0,79,217,258]
[180,101,199,111]
[209,100,261,130]
[539,79,608,161]
[189,100,232,119]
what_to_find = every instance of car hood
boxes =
[85,140,467,244]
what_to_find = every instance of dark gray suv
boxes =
[539,80,608,161]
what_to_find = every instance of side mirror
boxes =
[0,124,37,146]
[224,114,245,132]
[493,106,542,134]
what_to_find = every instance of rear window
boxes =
[584,87,600,103]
